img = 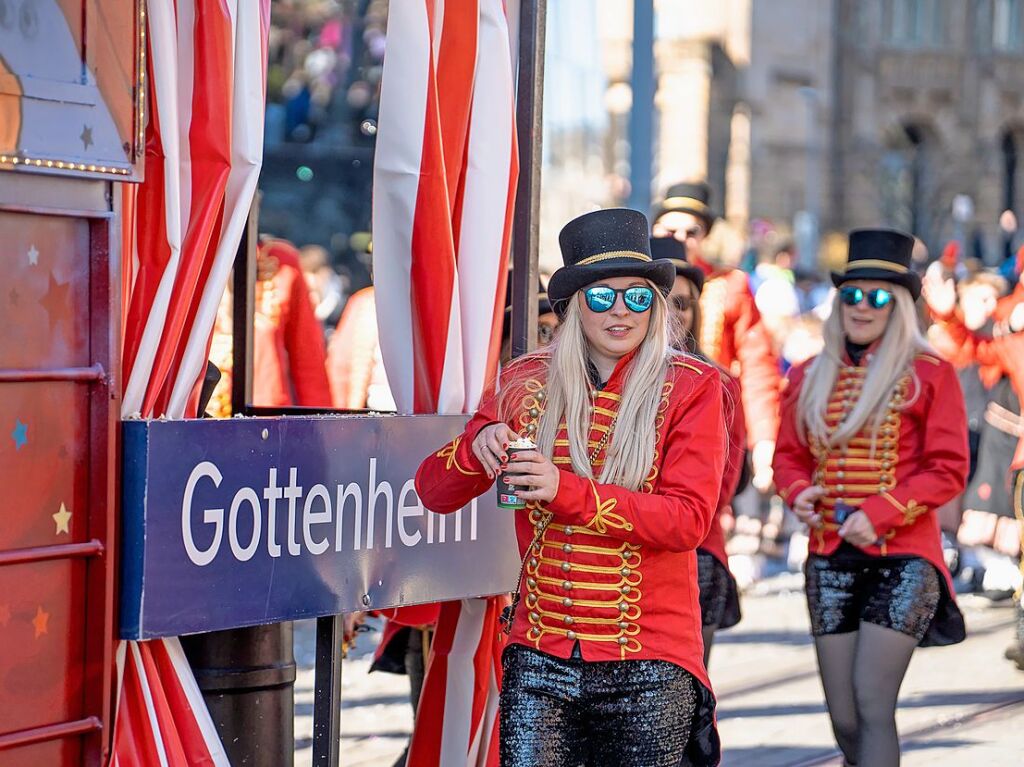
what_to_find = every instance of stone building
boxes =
[538,1,1024,266]
[653,0,1024,260]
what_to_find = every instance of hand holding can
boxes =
[496,436,537,509]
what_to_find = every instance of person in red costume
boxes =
[207,237,332,416]
[652,181,780,492]
[327,285,396,411]
[651,236,746,665]
[773,228,969,767]
[922,261,1024,670]
[415,209,725,766]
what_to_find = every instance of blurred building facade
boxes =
[646,0,1024,261]
[557,0,1024,266]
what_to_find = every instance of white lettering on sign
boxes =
[182,461,224,566]
[228,487,262,561]
[180,460,479,566]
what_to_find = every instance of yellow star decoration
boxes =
[52,502,72,535]
[32,606,49,638]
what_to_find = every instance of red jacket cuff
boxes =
[860,493,906,535]
[545,470,593,526]
[778,479,811,506]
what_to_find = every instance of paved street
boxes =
[294,574,1024,766]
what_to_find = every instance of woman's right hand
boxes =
[471,422,517,479]
[790,484,826,527]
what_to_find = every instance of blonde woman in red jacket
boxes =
[773,228,969,767]
[416,209,726,766]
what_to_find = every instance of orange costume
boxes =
[696,262,781,447]
[773,351,970,643]
[415,350,726,689]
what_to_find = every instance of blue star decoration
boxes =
[11,420,27,451]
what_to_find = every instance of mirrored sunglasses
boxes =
[839,285,893,310]
[583,285,655,313]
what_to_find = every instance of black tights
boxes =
[814,623,919,767]
[701,625,716,667]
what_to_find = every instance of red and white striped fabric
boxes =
[374,0,518,416]
[373,1,518,765]
[113,0,269,763]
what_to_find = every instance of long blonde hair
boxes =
[797,285,929,447]
[502,282,681,491]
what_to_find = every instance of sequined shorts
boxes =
[805,552,941,641]
[697,550,739,629]
[499,644,714,767]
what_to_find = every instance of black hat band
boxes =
[840,259,909,275]
[576,250,651,266]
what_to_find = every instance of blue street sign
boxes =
[120,415,519,639]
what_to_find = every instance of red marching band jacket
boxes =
[696,262,781,447]
[414,349,727,695]
[699,370,746,571]
[773,352,970,597]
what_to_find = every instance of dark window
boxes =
[1003,130,1018,212]
[881,123,937,247]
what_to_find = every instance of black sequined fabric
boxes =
[697,550,737,629]
[805,550,940,641]
[499,645,700,767]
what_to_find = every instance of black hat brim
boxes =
[673,264,705,294]
[548,258,676,313]
[831,268,921,301]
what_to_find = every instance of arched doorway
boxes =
[880,120,940,249]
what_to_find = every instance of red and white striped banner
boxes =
[113,0,269,763]
[373,1,519,765]
[374,0,518,416]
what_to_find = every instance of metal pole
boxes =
[511,0,546,359]
[312,615,344,767]
[231,195,258,416]
[628,0,654,215]
[181,624,297,767]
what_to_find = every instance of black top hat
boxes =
[547,208,675,312]
[652,181,717,232]
[831,228,921,300]
[649,237,705,293]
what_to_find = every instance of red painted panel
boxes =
[2,738,82,767]
[0,559,87,736]
[0,383,90,551]
[0,211,91,370]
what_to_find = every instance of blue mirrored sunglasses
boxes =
[839,285,893,310]
[583,285,655,313]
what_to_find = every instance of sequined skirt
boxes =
[500,644,720,766]
[805,544,965,645]
[697,549,741,630]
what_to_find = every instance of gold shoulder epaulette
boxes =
[670,359,705,375]
[916,353,941,365]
